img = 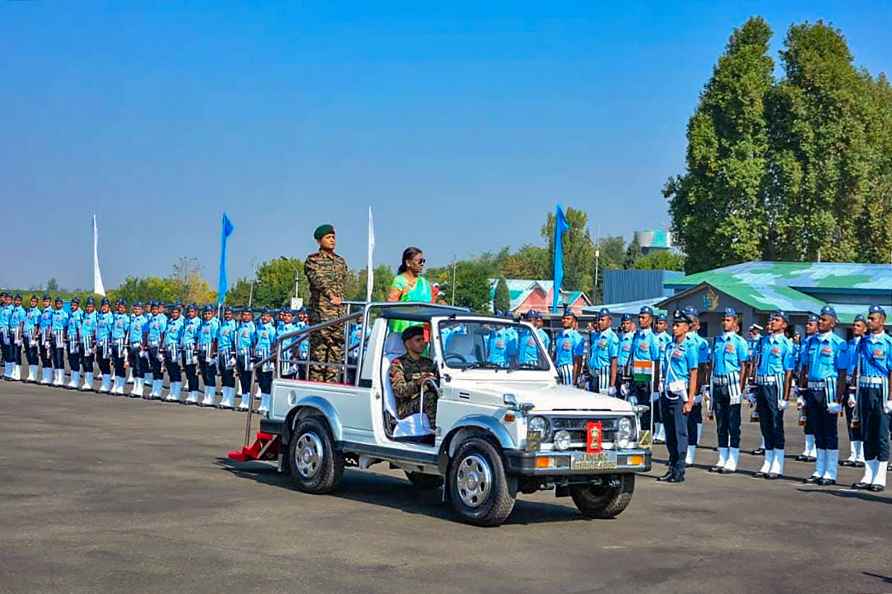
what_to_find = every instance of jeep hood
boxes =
[464,380,634,413]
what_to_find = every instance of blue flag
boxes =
[551,205,569,312]
[217,213,235,305]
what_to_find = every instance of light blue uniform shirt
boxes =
[855,332,892,378]
[180,317,201,349]
[24,307,41,335]
[755,333,795,376]
[198,317,220,350]
[128,314,148,346]
[80,311,97,348]
[10,305,26,332]
[661,338,699,395]
[686,331,709,366]
[554,328,584,367]
[51,308,69,333]
[255,322,277,358]
[618,331,635,369]
[710,332,749,376]
[0,303,11,331]
[798,333,817,372]
[164,317,184,349]
[631,328,661,364]
[111,313,129,341]
[147,314,168,346]
[588,328,619,370]
[295,321,310,359]
[39,307,53,334]
[517,327,549,365]
[66,309,83,338]
[487,326,515,366]
[236,321,256,354]
[803,332,847,382]
[217,319,237,353]
[95,312,114,343]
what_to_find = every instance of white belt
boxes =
[807,380,826,389]
[756,375,776,385]
[859,377,886,387]
[713,375,733,386]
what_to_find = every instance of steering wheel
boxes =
[445,353,468,364]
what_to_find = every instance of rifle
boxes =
[850,336,862,430]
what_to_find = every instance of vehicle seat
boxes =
[381,333,434,442]
[446,333,477,363]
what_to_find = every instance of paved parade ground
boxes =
[1,382,890,594]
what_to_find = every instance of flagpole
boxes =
[366,206,375,304]
[92,214,106,297]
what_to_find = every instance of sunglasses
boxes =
[414,258,426,265]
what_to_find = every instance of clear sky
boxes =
[2,1,890,291]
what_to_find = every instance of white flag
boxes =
[92,214,106,296]
[366,206,375,303]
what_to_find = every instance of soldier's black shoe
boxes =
[803,475,821,484]
[852,482,870,490]
[656,471,674,482]
[754,470,767,478]
[807,456,817,462]
[751,448,765,456]
[818,478,836,486]
[854,461,865,468]
[840,460,854,467]
[868,484,885,492]
[766,473,781,480]
[708,465,722,473]
[795,454,809,461]
[665,475,685,483]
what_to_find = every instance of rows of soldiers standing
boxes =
[555,303,891,490]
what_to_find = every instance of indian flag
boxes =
[632,359,654,383]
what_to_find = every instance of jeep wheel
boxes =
[447,438,515,527]
[570,474,635,519]
[287,416,344,494]
[405,472,444,490]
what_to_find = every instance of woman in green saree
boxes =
[387,247,432,334]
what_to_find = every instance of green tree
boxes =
[225,277,254,306]
[493,277,510,313]
[253,257,307,308]
[345,265,395,302]
[541,207,595,294]
[171,257,215,304]
[46,278,59,292]
[665,17,774,273]
[499,245,549,279]
[632,250,687,271]
[623,237,643,269]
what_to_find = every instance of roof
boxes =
[660,261,892,324]
[488,279,552,311]
[583,297,667,317]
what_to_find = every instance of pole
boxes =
[451,255,456,306]
[247,258,257,308]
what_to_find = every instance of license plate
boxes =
[571,451,617,471]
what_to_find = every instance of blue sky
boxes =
[2,1,889,291]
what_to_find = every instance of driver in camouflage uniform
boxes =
[304,224,348,383]
[389,325,439,427]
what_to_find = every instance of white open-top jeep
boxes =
[246,302,651,527]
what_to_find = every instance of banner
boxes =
[92,214,106,296]
[551,205,569,312]
[217,213,235,305]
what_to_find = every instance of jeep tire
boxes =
[405,472,444,490]
[570,474,635,519]
[447,438,515,526]
[287,416,344,494]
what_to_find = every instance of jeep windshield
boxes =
[438,320,551,371]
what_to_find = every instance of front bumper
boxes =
[503,448,651,476]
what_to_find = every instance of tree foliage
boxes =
[493,277,511,313]
[632,250,686,271]
[541,207,595,294]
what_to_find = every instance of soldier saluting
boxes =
[304,224,348,383]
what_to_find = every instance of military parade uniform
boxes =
[95,302,114,392]
[127,306,149,397]
[657,310,699,483]
[0,294,13,380]
[587,309,619,394]
[38,300,54,385]
[146,304,168,398]
[110,303,129,394]
[305,225,348,383]
[235,316,257,411]
[843,323,866,467]
[181,307,202,404]
[278,319,300,380]
[79,301,98,391]
[389,354,439,428]
[753,313,795,479]
[853,306,892,491]
[162,310,185,402]
[7,297,26,380]
[254,314,277,413]
[487,324,516,367]
[216,310,238,409]
[617,318,635,395]
[797,319,819,462]
[50,300,69,387]
[708,313,749,474]
[628,307,661,430]
[65,299,84,388]
[23,299,42,382]
[198,307,220,406]
[684,313,709,465]
[653,317,672,441]
[554,324,584,385]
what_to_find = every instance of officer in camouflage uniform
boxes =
[388,325,439,428]
[304,224,348,383]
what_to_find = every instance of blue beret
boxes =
[682,305,699,320]
[202,304,214,313]
[116,299,126,306]
[100,298,110,306]
[13,294,21,300]
[620,313,633,322]
[656,313,667,322]
[54,297,63,304]
[806,314,819,323]
[820,305,837,320]
[639,306,653,316]
[673,309,693,324]
[597,308,611,318]
[71,297,80,305]
[868,305,886,317]
[854,314,866,323]
[42,295,50,300]
[133,302,143,308]
[771,310,788,322]
[85,297,95,305]
[723,307,738,318]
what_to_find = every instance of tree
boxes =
[46,278,59,292]
[499,245,549,279]
[493,277,511,313]
[632,250,686,271]
[225,277,254,306]
[541,207,595,294]
[110,276,179,304]
[665,17,774,273]
[252,257,307,308]
[765,21,885,262]
[171,257,214,304]
[623,237,643,269]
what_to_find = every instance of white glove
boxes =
[607,386,617,397]
[778,399,788,411]
[620,383,630,397]
[657,381,664,393]
[827,402,842,415]
[847,395,856,408]
[796,396,805,409]
[884,400,892,415]
[629,395,638,406]
[650,391,660,403]
[693,394,703,405]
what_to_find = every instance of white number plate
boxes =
[570,451,617,471]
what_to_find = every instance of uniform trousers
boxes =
[556,363,574,385]
[165,356,182,383]
[588,367,611,393]
[24,337,40,366]
[111,344,127,378]
[67,344,81,374]
[844,386,858,442]
[859,385,890,461]
[8,339,22,365]
[199,356,216,389]
[40,339,52,369]
[756,383,785,450]
[148,346,163,379]
[256,367,273,394]
[97,354,112,375]
[182,353,199,392]
[631,382,655,430]
[52,346,66,370]
[660,394,687,478]
[686,403,703,446]
[81,350,95,378]
[713,384,742,449]
[808,382,839,451]
[309,320,344,383]
[218,353,236,388]
[128,347,144,379]
[236,354,253,394]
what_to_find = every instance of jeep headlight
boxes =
[617,417,633,448]
[528,416,549,439]
[553,430,572,451]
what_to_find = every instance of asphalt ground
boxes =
[1,380,890,594]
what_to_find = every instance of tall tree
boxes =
[499,245,549,279]
[665,17,774,273]
[623,237,643,269]
[253,257,307,307]
[764,21,875,261]
[540,207,595,294]
[493,277,511,313]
